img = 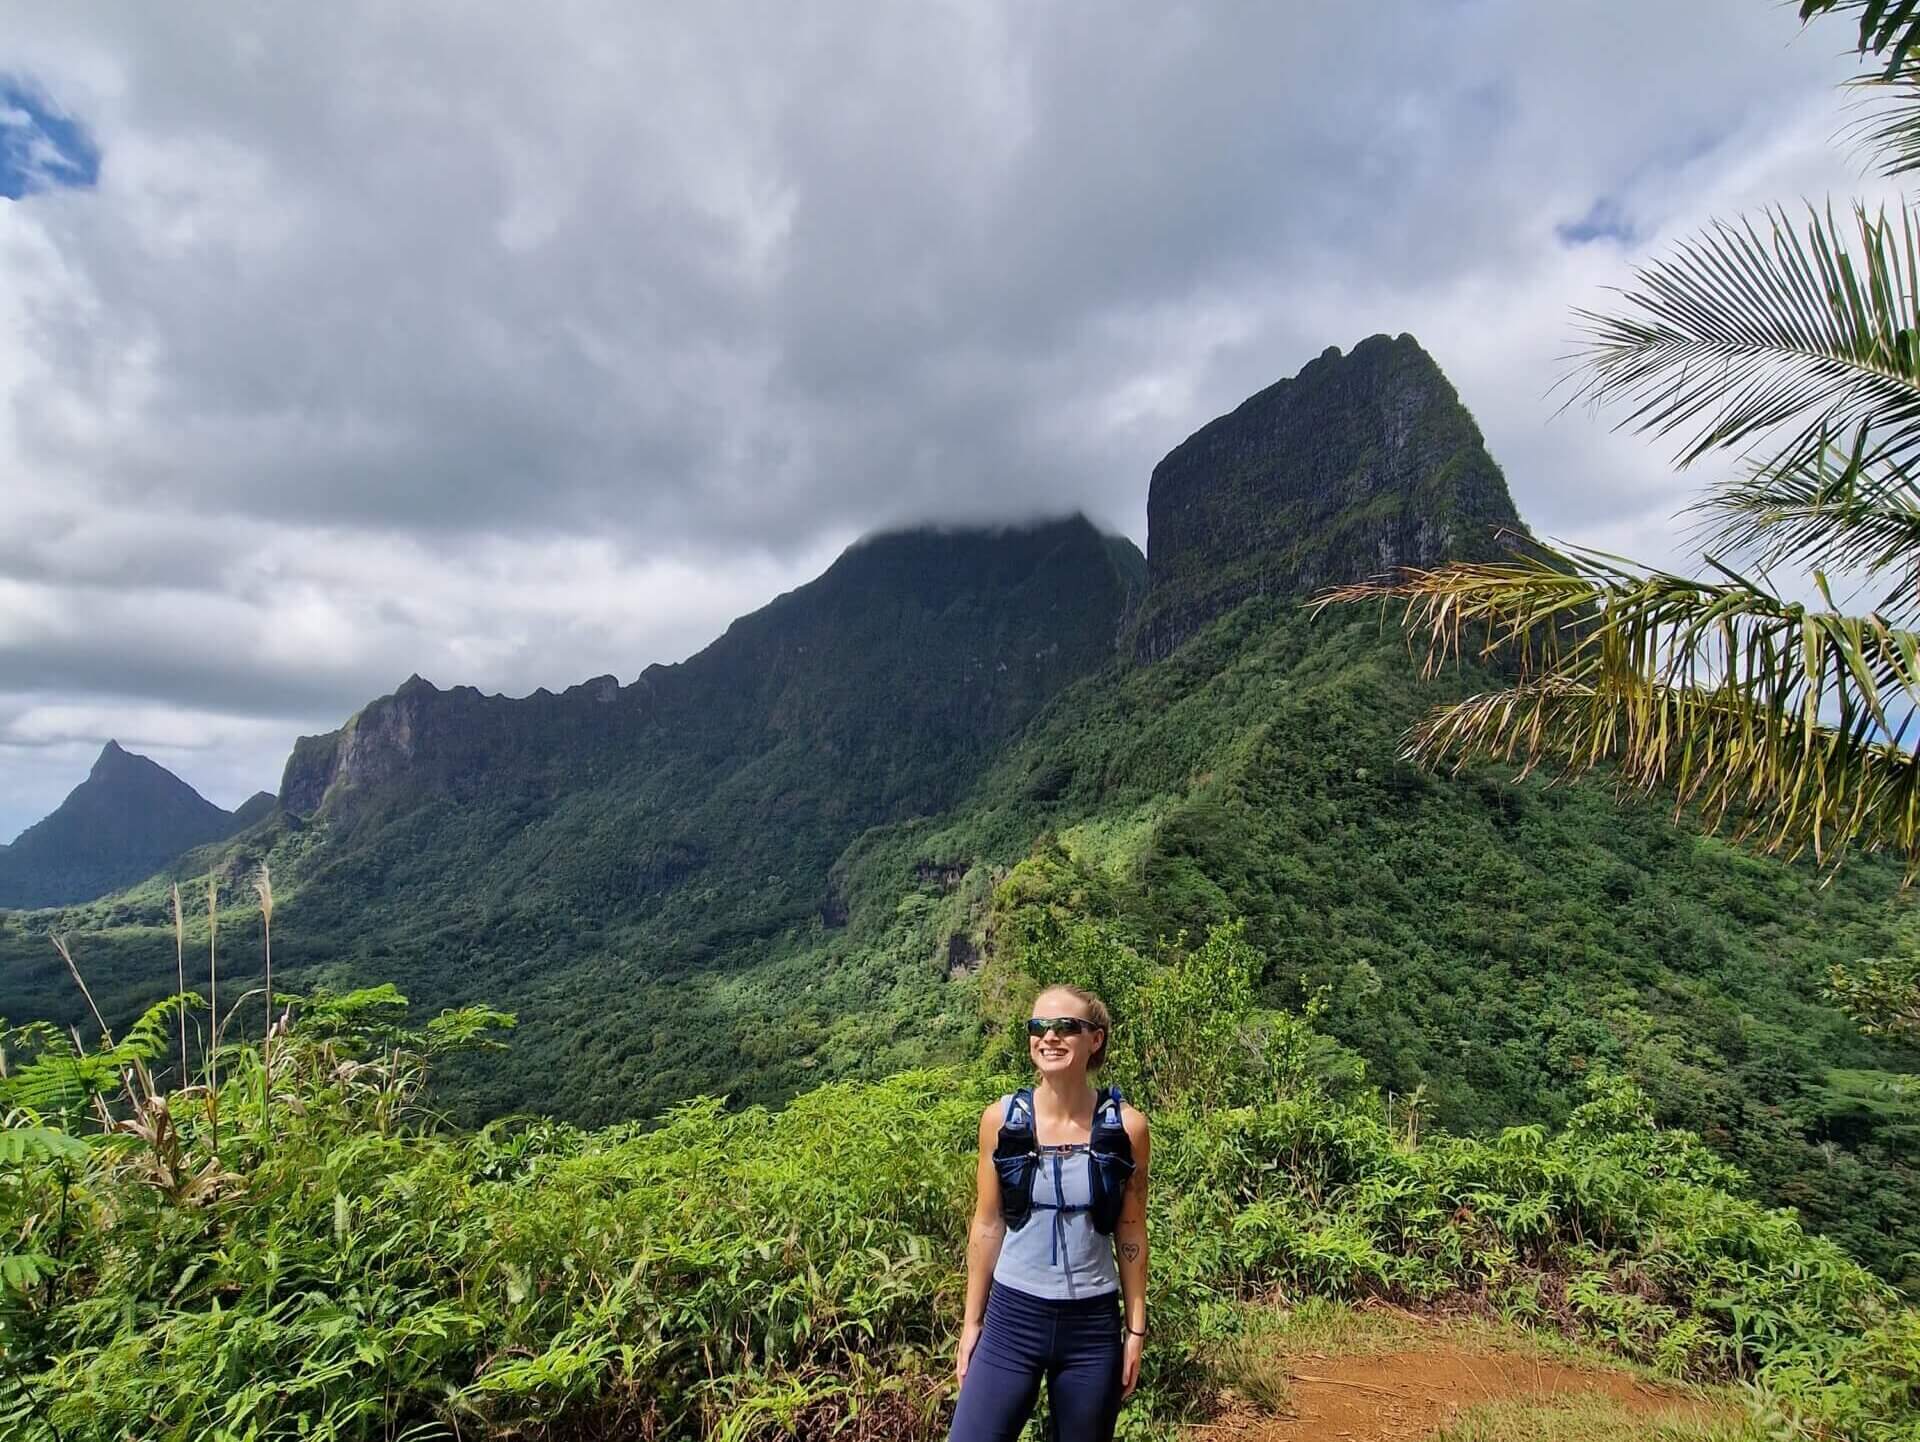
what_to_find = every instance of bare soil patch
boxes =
[1194,1344,1734,1441]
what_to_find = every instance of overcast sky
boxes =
[0,0,1890,839]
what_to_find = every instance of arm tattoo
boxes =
[1121,1241,1141,1263]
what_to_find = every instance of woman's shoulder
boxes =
[1116,1096,1150,1144]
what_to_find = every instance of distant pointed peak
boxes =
[2,737,235,907]
[90,739,145,777]
[229,791,280,829]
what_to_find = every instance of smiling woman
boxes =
[0,79,99,199]
[949,984,1151,1442]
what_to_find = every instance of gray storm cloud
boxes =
[0,0,1871,836]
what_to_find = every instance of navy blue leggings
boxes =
[948,1281,1123,1442]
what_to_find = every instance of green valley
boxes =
[4,335,1913,1284]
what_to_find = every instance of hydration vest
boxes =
[992,1085,1135,1236]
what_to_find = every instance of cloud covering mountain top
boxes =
[0,1,1876,837]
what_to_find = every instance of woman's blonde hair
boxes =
[1035,984,1113,1071]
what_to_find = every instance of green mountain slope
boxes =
[0,518,1145,1078]
[4,335,1914,1278]
[0,741,260,909]
[818,596,1919,1275]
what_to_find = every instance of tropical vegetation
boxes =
[10,595,1917,1282]
[3,922,1912,1441]
[8,5,1920,1439]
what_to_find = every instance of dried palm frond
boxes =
[1320,549,1920,876]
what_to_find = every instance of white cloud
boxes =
[0,0,1884,837]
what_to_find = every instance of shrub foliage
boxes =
[2,926,1913,1441]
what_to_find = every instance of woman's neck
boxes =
[1032,1071,1094,1124]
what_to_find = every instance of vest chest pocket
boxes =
[1087,1148,1135,1234]
[992,1141,1039,1230]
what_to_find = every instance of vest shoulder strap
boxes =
[1004,1088,1035,1131]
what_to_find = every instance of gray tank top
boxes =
[991,1094,1122,1301]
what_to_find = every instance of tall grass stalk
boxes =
[253,863,274,1138]
[49,933,139,1111]
[207,871,219,1158]
[171,883,187,1084]
[48,932,111,1044]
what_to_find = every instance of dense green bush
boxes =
[3,925,1913,1441]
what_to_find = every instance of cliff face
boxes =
[278,672,633,824]
[0,742,255,909]
[1130,334,1527,660]
[279,516,1145,823]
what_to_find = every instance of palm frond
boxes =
[1844,70,1920,175]
[1691,421,1920,616]
[1802,0,1920,77]
[1410,673,1920,873]
[1570,203,1920,487]
[1320,553,1920,874]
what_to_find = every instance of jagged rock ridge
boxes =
[1130,333,1528,660]
[280,516,1146,825]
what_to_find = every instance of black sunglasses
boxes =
[1027,1016,1100,1038]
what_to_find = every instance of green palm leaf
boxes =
[1570,203,1920,490]
[1802,0,1920,77]
[1366,8,1920,882]
[1846,72,1920,175]
[1691,423,1920,618]
[1320,552,1920,874]
[1803,3,1920,179]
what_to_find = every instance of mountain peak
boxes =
[1,745,261,909]
[1129,334,1527,659]
[88,738,182,786]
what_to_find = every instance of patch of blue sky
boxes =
[1556,195,1636,247]
[0,79,100,200]
[1558,125,1730,252]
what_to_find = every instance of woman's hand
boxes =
[1121,1330,1144,1399]
[956,1318,983,1386]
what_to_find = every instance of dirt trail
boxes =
[1193,1344,1733,1441]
